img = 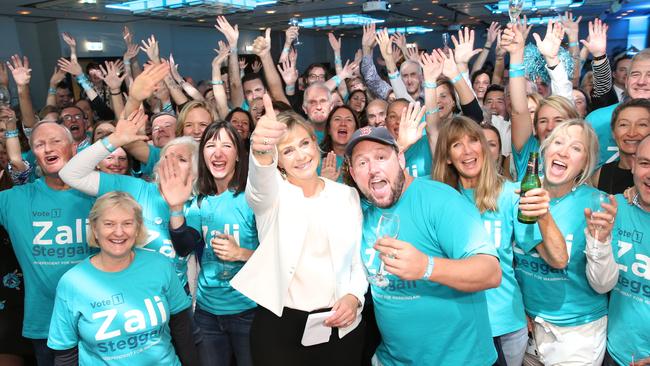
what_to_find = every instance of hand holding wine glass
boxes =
[584,192,617,243]
[368,213,399,287]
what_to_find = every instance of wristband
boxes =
[285,85,295,94]
[170,209,184,217]
[5,129,19,139]
[568,41,579,47]
[332,75,341,88]
[423,81,438,89]
[252,149,271,155]
[210,80,224,85]
[48,87,57,95]
[162,102,173,112]
[335,56,342,65]
[450,73,463,84]
[509,69,526,78]
[282,47,290,53]
[124,60,131,65]
[422,255,434,280]
[509,62,525,71]
[388,71,400,80]
[425,107,440,116]
[101,137,117,153]
[230,46,238,53]
[593,54,607,61]
[110,90,121,96]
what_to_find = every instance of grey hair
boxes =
[153,136,200,193]
[399,60,423,76]
[29,120,74,149]
[629,48,650,76]
[303,82,332,108]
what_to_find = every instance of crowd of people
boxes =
[0,10,648,366]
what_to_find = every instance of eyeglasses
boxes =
[308,74,326,81]
[61,114,83,122]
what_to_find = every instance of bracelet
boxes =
[285,85,295,93]
[210,80,224,85]
[282,47,290,53]
[332,75,341,88]
[162,102,173,112]
[568,41,579,47]
[100,137,117,153]
[5,129,19,139]
[483,45,491,50]
[230,46,238,53]
[423,81,438,89]
[450,73,463,84]
[422,255,435,280]
[509,62,525,71]
[170,209,184,217]
[252,149,271,155]
[48,87,57,95]
[110,90,121,96]
[509,69,526,78]
[124,60,131,65]
[425,107,440,116]
[593,54,607,61]
[388,71,400,80]
[334,56,342,65]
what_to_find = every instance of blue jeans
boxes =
[194,306,255,366]
[499,327,528,366]
[31,339,54,366]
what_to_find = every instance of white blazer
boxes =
[231,150,368,337]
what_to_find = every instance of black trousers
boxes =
[251,306,365,366]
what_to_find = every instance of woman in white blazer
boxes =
[231,95,367,366]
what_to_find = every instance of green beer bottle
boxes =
[518,152,541,224]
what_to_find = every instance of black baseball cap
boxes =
[345,126,399,158]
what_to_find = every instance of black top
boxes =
[598,161,634,195]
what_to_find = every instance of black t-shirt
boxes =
[598,161,634,195]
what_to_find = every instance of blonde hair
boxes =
[539,119,599,187]
[88,191,148,248]
[275,111,321,176]
[175,100,217,137]
[534,95,580,127]
[432,116,505,213]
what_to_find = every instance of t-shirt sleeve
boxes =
[184,198,202,233]
[0,188,12,226]
[140,145,162,177]
[47,282,79,350]
[512,136,536,181]
[97,173,143,198]
[165,261,191,314]
[430,186,497,260]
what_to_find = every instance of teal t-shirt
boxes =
[140,145,162,178]
[404,135,432,178]
[362,178,497,365]
[185,191,258,315]
[0,178,94,338]
[607,195,650,366]
[48,248,190,365]
[315,129,325,144]
[512,136,543,181]
[513,184,608,326]
[98,173,189,287]
[460,181,527,337]
[586,103,619,168]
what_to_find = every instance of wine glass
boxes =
[508,0,525,24]
[288,17,302,46]
[214,233,235,280]
[442,32,450,52]
[590,191,609,244]
[368,213,400,288]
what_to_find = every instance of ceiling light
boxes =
[90,16,99,20]
[485,0,584,14]
[18,10,31,15]
[346,1,355,4]
[265,9,276,13]
[79,0,97,3]
[197,19,206,22]
[386,26,433,35]
[298,13,384,28]
[412,7,419,11]
[427,12,432,15]
[293,13,301,17]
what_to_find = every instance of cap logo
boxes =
[359,126,372,136]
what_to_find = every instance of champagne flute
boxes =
[368,213,400,288]
[288,17,302,46]
[508,0,525,24]
[215,233,235,280]
[590,191,609,245]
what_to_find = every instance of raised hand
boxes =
[580,18,608,58]
[486,22,501,47]
[250,94,287,154]
[362,23,377,55]
[285,26,299,45]
[98,61,126,91]
[251,59,262,74]
[7,55,32,86]
[328,33,342,52]
[451,27,482,66]
[339,60,359,80]
[561,11,582,43]
[0,62,8,87]
[215,16,239,48]
[519,15,533,41]
[112,108,149,147]
[396,102,426,150]
[238,57,248,71]
[49,66,66,87]
[212,41,231,69]
[390,32,407,52]
[57,57,82,77]
[129,61,170,102]
[277,58,298,86]
[168,54,183,83]
[420,51,444,82]
[501,23,525,55]
[122,26,134,46]
[405,44,420,63]
[532,20,565,64]
[392,45,403,63]
[436,48,460,79]
[159,150,193,209]
[124,43,140,61]
[252,28,271,57]
[583,194,617,243]
[320,151,341,181]
[375,28,394,69]
[62,32,77,49]
[140,35,160,63]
